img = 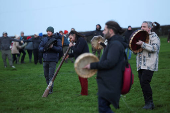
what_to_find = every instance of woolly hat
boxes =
[27,36,32,40]
[46,26,54,33]
[3,32,7,35]
[39,33,43,37]
[34,33,39,36]
[64,30,68,34]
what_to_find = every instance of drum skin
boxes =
[44,38,57,51]
[129,29,149,53]
[91,35,105,50]
[74,53,99,78]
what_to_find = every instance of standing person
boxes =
[65,30,89,96]
[84,24,103,59]
[39,33,43,62]
[25,33,42,64]
[84,21,126,113]
[123,26,133,59]
[39,26,62,94]
[135,21,160,110]
[59,30,69,63]
[0,32,23,68]
[25,36,33,63]
[152,22,160,36]
[11,35,23,64]
[64,30,74,63]
[19,31,26,63]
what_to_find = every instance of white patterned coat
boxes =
[136,32,160,71]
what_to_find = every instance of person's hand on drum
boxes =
[84,64,90,69]
[49,44,53,48]
[136,40,143,46]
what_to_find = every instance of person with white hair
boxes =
[136,21,160,110]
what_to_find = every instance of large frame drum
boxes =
[74,53,99,78]
[129,29,149,53]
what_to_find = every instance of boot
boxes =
[143,102,154,110]
[29,59,32,63]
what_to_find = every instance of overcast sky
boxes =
[0,0,169,36]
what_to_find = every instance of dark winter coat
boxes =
[0,36,21,50]
[39,34,62,62]
[123,30,133,45]
[24,37,42,49]
[84,29,103,37]
[69,37,89,59]
[90,35,127,109]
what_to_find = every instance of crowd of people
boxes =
[0,20,168,113]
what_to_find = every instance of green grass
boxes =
[0,36,170,113]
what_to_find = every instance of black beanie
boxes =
[46,26,54,33]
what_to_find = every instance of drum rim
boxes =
[91,35,105,50]
[129,29,149,53]
[74,53,99,78]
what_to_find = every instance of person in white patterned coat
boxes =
[136,21,160,110]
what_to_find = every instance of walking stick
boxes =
[42,46,71,97]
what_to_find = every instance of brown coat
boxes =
[11,41,22,54]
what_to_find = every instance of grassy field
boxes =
[0,36,170,113]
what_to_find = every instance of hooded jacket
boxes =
[84,24,103,37]
[90,34,127,109]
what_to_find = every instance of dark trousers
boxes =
[27,50,33,60]
[78,76,88,95]
[92,48,101,59]
[33,49,42,64]
[138,69,154,103]
[43,62,57,90]
[19,49,26,63]
[12,54,20,64]
[98,96,114,113]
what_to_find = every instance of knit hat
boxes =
[39,32,43,37]
[46,26,54,33]
[3,32,7,35]
[64,30,68,34]
[27,36,32,40]
[34,33,39,36]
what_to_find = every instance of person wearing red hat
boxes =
[25,36,33,63]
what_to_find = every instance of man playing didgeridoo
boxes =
[65,30,89,96]
[84,21,127,113]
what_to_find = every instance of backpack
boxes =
[121,52,134,95]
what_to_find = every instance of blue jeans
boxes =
[125,48,132,59]
[98,96,114,113]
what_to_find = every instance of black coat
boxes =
[69,37,89,59]
[90,35,126,108]
[39,35,62,62]
[123,30,133,45]
[84,29,103,37]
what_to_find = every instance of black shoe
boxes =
[143,102,154,110]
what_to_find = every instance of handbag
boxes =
[121,52,134,95]
[25,42,33,50]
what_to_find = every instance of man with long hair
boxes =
[84,21,127,113]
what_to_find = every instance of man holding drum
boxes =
[135,21,160,110]
[84,21,127,113]
[39,26,62,94]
